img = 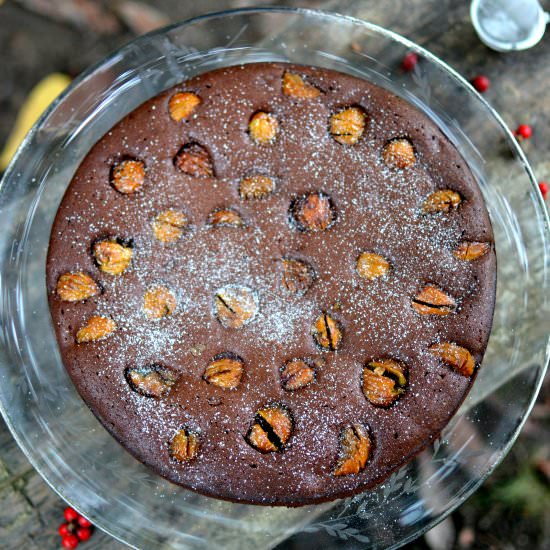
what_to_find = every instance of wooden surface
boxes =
[0,0,548,548]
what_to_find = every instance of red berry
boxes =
[59,523,70,536]
[471,75,490,93]
[64,507,79,522]
[401,52,418,72]
[76,527,92,541]
[77,516,92,528]
[61,534,79,549]
[539,182,548,200]
[515,124,532,139]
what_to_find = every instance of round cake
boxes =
[46,63,496,506]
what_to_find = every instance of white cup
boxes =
[471,0,549,51]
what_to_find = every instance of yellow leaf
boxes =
[0,73,71,171]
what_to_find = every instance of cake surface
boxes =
[46,63,496,506]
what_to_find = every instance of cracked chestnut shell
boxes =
[453,241,491,261]
[422,189,462,213]
[93,239,132,276]
[203,353,244,389]
[207,208,245,228]
[381,138,416,169]
[282,71,321,99]
[412,284,457,316]
[248,111,278,144]
[429,342,476,376]
[174,142,214,177]
[169,427,200,462]
[281,258,315,295]
[333,423,371,476]
[363,359,407,407]
[125,364,179,398]
[239,175,275,200]
[281,358,316,391]
[143,285,177,319]
[356,252,390,281]
[289,192,336,232]
[245,404,293,453]
[168,92,201,121]
[312,312,342,351]
[56,272,99,302]
[110,159,145,194]
[152,209,188,243]
[214,285,258,329]
[76,315,116,343]
[330,106,366,145]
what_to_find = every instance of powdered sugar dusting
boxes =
[47,63,495,504]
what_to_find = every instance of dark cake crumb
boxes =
[46,63,496,506]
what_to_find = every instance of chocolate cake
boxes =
[46,63,496,506]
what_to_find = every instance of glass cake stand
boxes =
[0,7,548,550]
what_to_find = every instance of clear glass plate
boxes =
[0,7,548,550]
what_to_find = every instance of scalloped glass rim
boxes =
[0,7,548,550]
